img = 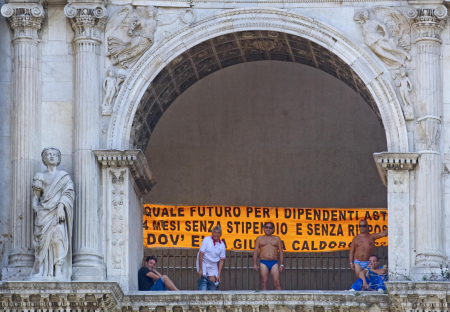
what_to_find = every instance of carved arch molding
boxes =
[130,30,380,151]
[107,9,409,153]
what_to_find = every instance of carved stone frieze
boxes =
[106,5,157,69]
[354,8,411,70]
[373,152,419,186]
[94,150,156,197]
[64,3,108,41]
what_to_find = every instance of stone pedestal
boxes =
[407,6,448,276]
[374,153,418,280]
[0,1,45,280]
[65,2,108,281]
[94,150,156,291]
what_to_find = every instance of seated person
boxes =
[350,255,388,292]
[138,256,179,291]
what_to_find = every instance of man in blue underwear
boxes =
[349,219,388,279]
[350,255,388,292]
[253,221,284,290]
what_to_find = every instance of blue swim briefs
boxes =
[260,260,278,272]
[354,259,370,269]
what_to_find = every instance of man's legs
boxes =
[161,275,179,291]
[259,263,270,290]
[353,264,363,278]
[269,264,282,290]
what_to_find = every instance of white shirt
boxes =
[199,236,226,262]
[196,236,226,275]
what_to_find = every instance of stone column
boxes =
[64,2,107,280]
[374,153,418,280]
[0,1,44,279]
[407,6,448,272]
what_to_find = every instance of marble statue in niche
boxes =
[31,146,74,280]
[354,8,411,70]
[106,5,157,69]
[102,69,126,115]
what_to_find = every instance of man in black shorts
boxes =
[138,256,179,291]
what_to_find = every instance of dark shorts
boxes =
[150,277,167,291]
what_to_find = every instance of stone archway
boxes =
[107,8,408,154]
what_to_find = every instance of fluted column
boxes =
[407,6,448,271]
[65,2,107,280]
[0,2,44,279]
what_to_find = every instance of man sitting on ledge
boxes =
[350,255,388,292]
[138,256,179,291]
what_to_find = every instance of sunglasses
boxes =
[265,226,273,229]
[359,224,367,227]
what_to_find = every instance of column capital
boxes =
[373,152,419,186]
[406,6,447,42]
[1,2,45,40]
[93,149,156,197]
[64,2,107,42]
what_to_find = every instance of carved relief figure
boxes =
[354,8,411,70]
[102,70,126,115]
[103,70,117,114]
[31,147,74,280]
[393,69,414,120]
[107,5,157,69]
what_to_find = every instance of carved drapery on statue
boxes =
[31,147,74,280]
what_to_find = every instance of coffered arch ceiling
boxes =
[129,30,381,151]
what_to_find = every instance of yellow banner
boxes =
[143,205,388,252]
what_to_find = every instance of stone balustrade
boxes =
[0,282,393,312]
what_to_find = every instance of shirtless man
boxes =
[253,221,284,290]
[349,219,388,278]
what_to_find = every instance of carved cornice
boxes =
[373,152,419,186]
[407,6,447,42]
[64,3,107,42]
[93,149,156,197]
[1,2,45,40]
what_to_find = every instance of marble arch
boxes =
[107,8,408,153]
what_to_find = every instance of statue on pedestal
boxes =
[31,146,74,280]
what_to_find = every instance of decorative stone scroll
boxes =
[94,150,156,197]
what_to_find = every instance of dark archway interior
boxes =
[131,30,381,151]
[143,61,387,208]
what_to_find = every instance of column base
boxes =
[72,249,106,281]
[1,249,35,281]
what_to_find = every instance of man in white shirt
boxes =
[197,226,226,290]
